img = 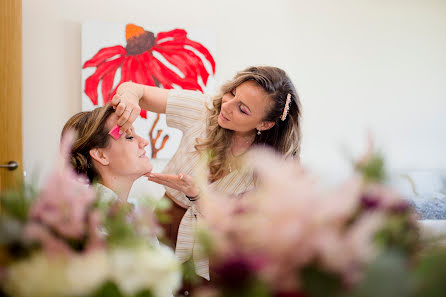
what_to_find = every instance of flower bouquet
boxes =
[0,150,180,297]
[195,146,446,297]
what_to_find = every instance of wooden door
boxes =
[0,0,23,191]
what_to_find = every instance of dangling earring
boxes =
[257,130,261,135]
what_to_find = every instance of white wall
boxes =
[22,0,446,189]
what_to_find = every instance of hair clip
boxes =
[108,124,121,140]
[281,93,292,121]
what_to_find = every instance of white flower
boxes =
[3,252,69,297]
[66,250,109,296]
[108,245,181,297]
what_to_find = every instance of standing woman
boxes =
[111,66,302,280]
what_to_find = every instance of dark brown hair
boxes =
[61,105,115,183]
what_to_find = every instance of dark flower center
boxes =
[126,31,156,55]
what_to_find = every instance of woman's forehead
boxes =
[105,112,135,135]
[237,81,272,112]
[105,113,119,130]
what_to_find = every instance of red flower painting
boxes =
[82,24,216,157]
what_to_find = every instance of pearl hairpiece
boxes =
[280,93,292,121]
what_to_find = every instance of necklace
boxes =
[227,151,241,173]
[228,132,256,174]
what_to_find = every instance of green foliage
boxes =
[220,279,270,297]
[181,258,201,285]
[196,227,214,257]
[133,289,154,297]
[91,281,122,297]
[300,265,343,297]
[0,183,38,262]
[89,280,155,297]
[348,250,414,297]
[356,153,386,184]
[412,248,446,297]
[374,213,420,256]
[0,182,37,222]
[153,197,172,224]
[101,203,141,247]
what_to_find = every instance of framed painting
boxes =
[81,21,217,159]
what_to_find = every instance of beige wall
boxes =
[22,0,446,187]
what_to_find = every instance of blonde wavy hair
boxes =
[195,66,302,182]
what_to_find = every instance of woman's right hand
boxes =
[111,82,143,134]
[146,172,200,199]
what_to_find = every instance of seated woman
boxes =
[62,105,177,296]
[61,104,152,204]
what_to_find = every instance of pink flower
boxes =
[200,148,391,292]
[24,223,72,256]
[362,183,407,211]
[85,210,106,251]
[28,168,96,240]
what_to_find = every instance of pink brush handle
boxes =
[108,124,121,140]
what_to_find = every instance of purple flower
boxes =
[213,254,264,287]
[389,201,410,214]
[360,194,381,210]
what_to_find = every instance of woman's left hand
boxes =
[146,172,200,198]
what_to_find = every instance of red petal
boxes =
[101,71,115,104]
[158,40,215,74]
[120,57,132,83]
[131,55,155,86]
[84,77,99,105]
[150,56,203,92]
[144,57,174,89]
[155,29,215,74]
[108,57,149,118]
[108,58,132,102]
[101,58,125,103]
[184,40,215,74]
[83,46,126,68]
[128,56,142,82]
[140,109,147,118]
[182,49,209,85]
[155,49,206,91]
[129,56,151,119]
[137,53,157,86]
[154,47,197,79]
[128,56,149,119]
[84,57,125,105]
[154,44,209,84]
[156,29,187,42]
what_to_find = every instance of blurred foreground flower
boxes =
[0,134,181,297]
[196,146,427,297]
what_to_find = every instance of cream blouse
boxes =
[163,89,255,280]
